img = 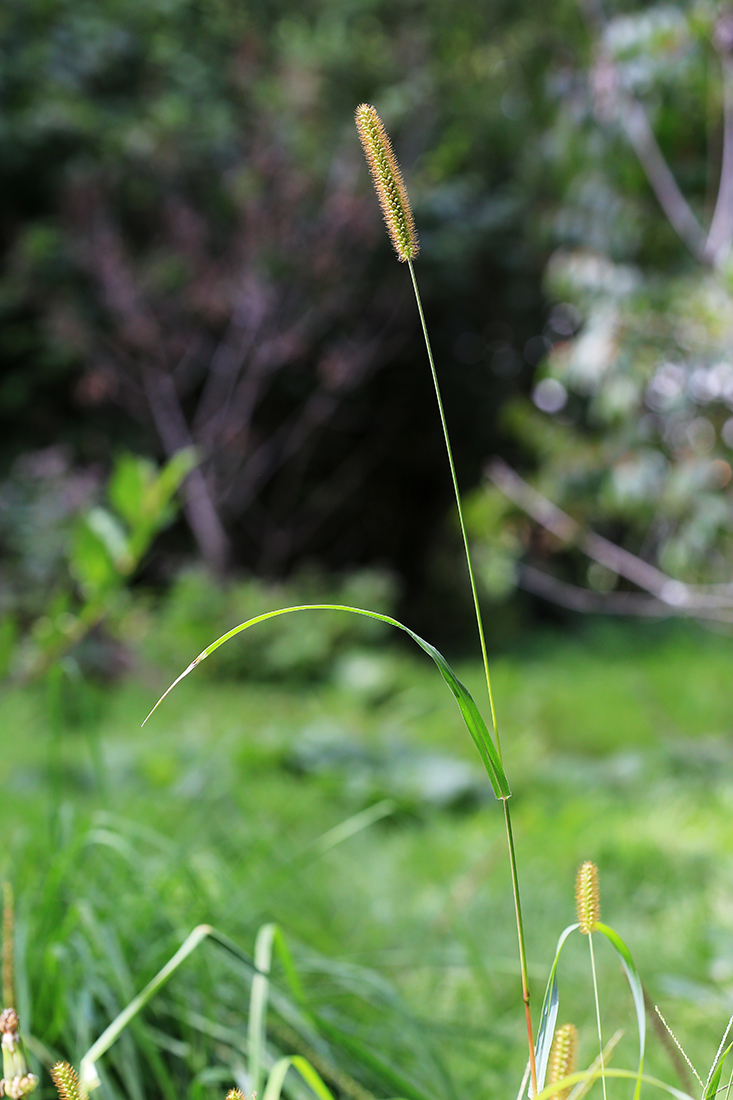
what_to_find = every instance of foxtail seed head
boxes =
[355,104,419,263]
[548,1024,578,1100]
[50,1064,84,1100]
[576,861,600,934]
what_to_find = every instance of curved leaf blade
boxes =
[143,604,510,799]
[595,922,646,1100]
[527,923,579,1099]
[263,1056,336,1100]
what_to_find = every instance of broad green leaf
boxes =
[86,507,131,570]
[595,922,646,1100]
[142,605,510,799]
[70,516,118,596]
[148,447,197,512]
[108,454,153,527]
[118,449,198,562]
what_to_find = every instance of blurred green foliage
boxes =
[142,564,400,682]
[2,449,194,682]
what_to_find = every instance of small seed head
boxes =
[50,1064,83,1100]
[576,861,600,934]
[355,104,419,263]
[548,1023,578,1100]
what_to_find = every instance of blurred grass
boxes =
[3,617,733,1098]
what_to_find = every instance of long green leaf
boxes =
[247,923,310,1096]
[704,1034,733,1100]
[289,1057,337,1100]
[271,925,307,1007]
[79,923,215,1092]
[263,1056,336,1100]
[78,923,269,1094]
[142,604,510,799]
[594,922,646,1100]
[309,1012,440,1100]
[526,923,579,1100]
[249,923,277,1097]
[534,1068,695,1100]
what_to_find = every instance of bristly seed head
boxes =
[50,1064,83,1100]
[576,860,600,934]
[548,1023,578,1100]
[355,104,419,263]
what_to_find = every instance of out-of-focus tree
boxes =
[469,1,733,625]
[0,0,579,595]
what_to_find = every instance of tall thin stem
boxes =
[408,259,537,1095]
[504,800,537,1096]
[407,263,500,749]
[589,933,607,1100]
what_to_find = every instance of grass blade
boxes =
[142,604,510,799]
[594,922,646,1100]
[263,1056,336,1100]
[249,923,277,1097]
[307,799,396,857]
[704,1036,733,1100]
[531,923,580,1096]
[79,923,214,1092]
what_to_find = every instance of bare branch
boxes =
[581,0,709,263]
[486,458,733,619]
[621,99,708,263]
[705,18,733,264]
[142,367,231,574]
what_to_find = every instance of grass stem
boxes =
[588,933,607,1100]
[407,261,500,753]
[407,258,537,1095]
[504,799,538,1096]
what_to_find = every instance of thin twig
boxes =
[705,19,733,264]
[579,0,709,264]
[487,458,733,621]
[621,99,708,263]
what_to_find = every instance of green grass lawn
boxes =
[3,617,733,1099]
